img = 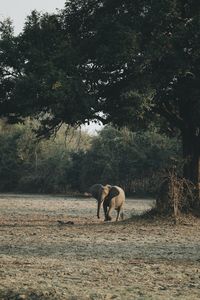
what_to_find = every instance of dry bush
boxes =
[156,170,197,221]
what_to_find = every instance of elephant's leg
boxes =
[106,199,115,221]
[116,207,121,221]
[103,201,108,221]
[120,209,124,220]
[106,210,112,221]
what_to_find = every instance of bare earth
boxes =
[0,195,200,300]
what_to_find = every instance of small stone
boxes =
[18,294,27,300]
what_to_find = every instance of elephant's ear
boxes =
[108,186,120,199]
[89,184,103,200]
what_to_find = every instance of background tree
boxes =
[80,126,181,195]
[0,120,22,191]
[64,0,200,203]
[0,120,91,193]
[0,120,180,195]
[0,12,96,137]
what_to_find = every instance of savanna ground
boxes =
[0,195,200,300]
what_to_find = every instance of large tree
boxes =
[63,0,200,201]
[0,12,96,136]
[0,1,200,204]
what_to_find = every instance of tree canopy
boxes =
[0,1,200,201]
[63,0,200,192]
[0,12,96,136]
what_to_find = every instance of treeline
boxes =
[0,120,181,196]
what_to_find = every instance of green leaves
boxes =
[64,0,200,137]
[0,11,96,136]
[80,126,181,195]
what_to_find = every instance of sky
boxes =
[0,0,66,34]
[0,0,103,133]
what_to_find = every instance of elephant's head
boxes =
[97,184,111,219]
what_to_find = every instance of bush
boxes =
[0,120,181,196]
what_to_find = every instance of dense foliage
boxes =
[64,0,200,189]
[0,121,180,195]
[0,120,91,193]
[0,1,199,205]
[0,13,96,137]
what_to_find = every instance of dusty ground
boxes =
[0,194,200,300]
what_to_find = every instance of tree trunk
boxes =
[182,128,200,206]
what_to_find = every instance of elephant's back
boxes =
[113,186,125,206]
[114,186,125,198]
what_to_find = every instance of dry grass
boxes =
[0,194,200,299]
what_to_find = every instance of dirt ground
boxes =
[0,194,200,300]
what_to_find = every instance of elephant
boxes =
[89,184,125,221]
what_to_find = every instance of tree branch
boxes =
[154,102,184,130]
